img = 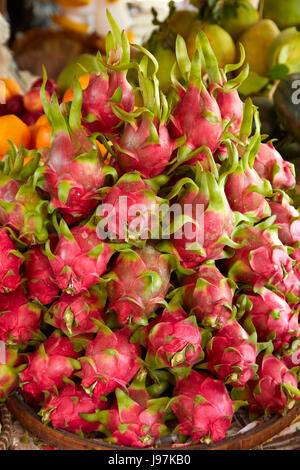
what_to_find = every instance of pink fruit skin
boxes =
[146,308,202,369]
[171,182,234,269]
[169,84,223,156]
[50,224,112,295]
[0,228,22,293]
[269,193,300,248]
[49,288,106,336]
[20,331,80,405]
[227,223,294,289]
[242,289,299,352]
[0,287,42,346]
[97,175,159,242]
[216,89,244,135]
[254,143,295,190]
[225,168,270,219]
[181,263,234,328]
[80,327,141,398]
[107,245,172,325]
[25,244,59,305]
[82,72,135,135]
[43,130,105,223]
[42,384,107,434]
[114,117,176,178]
[252,355,299,415]
[0,348,21,400]
[171,370,234,443]
[207,321,257,387]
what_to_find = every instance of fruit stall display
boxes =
[0,10,300,450]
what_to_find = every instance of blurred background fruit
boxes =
[57,53,100,94]
[0,114,31,156]
[263,0,300,30]
[218,0,259,40]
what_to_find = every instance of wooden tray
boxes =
[6,395,300,451]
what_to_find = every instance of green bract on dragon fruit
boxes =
[0,12,299,449]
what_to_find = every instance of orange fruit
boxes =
[0,78,22,101]
[63,73,90,103]
[31,115,52,149]
[0,115,31,157]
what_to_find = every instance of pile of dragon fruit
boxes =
[0,15,300,448]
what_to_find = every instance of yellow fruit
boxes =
[169,10,198,40]
[218,0,259,40]
[240,19,280,77]
[52,14,89,34]
[187,22,236,69]
[54,0,92,7]
[268,28,300,75]
[263,0,300,30]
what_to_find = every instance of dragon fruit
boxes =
[38,72,111,225]
[198,31,248,136]
[24,241,59,305]
[82,13,135,135]
[281,338,300,369]
[180,261,236,329]
[143,305,204,374]
[254,142,296,191]
[80,325,141,398]
[106,244,172,325]
[250,355,300,416]
[160,170,234,269]
[82,387,170,447]
[0,348,25,401]
[0,286,44,347]
[237,288,299,353]
[269,191,300,248]
[20,330,81,406]
[45,285,107,336]
[0,146,49,245]
[0,228,23,293]
[39,384,108,434]
[96,173,164,244]
[171,370,234,443]
[226,217,294,289]
[47,218,112,295]
[169,35,223,157]
[206,321,257,387]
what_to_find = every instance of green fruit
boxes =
[57,54,101,94]
[240,19,280,77]
[187,22,236,69]
[268,28,300,76]
[263,0,300,30]
[151,45,177,94]
[218,0,259,40]
[169,10,198,40]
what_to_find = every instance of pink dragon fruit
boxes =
[198,32,248,135]
[82,13,135,135]
[161,171,234,269]
[80,325,141,398]
[0,286,44,347]
[24,241,59,305]
[0,228,23,293]
[224,138,272,221]
[269,191,300,248]
[106,244,172,325]
[238,288,299,352]
[180,261,236,329]
[226,217,294,289]
[39,384,108,434]
[206,321,257,387]
[0,146,49,245]
[38,72,111,225]
[169,36,223,157]
[20,330,81,406]
[45,285,107,336]
[171,370,234,443]
[82,387,170,448]
[0,348,25,401]
[96,173,164,244]
[250,355,300,415]
[254,142,296,190]
[143,306,204,373]
[47,218,112,295]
